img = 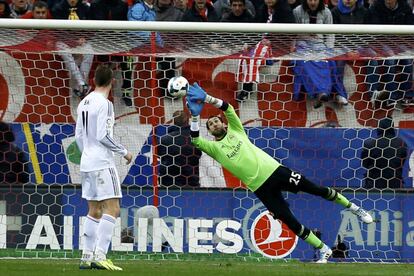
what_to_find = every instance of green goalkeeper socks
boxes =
[304,231,324,249]
[334,193,351,208]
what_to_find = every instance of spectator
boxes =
[0,122,29,184]
[128,0,164,104]
[236,0,294,102]
[89,0,128,20]
[214,0,256,20]
[52,0,89,19]
[0,0,11,18]
[327,0,339,9]
[292,0,348,108]
[256,0,296,23]
[288,0,302,10]
[331,0,368,24]
[128,0,156,21]
[155,0,183,20]
[128,0,163,47]
[221,0,255,22]
[250,0,264,16]
[155,0,183,97]
[361,117,408,189]
[175,0,189,11]
[368,0,413,24]
[21,1,53,19]
[330,0,368,107]
[181,0,219,22]
[365,0,414,106]
[21,1,57,55]
[47,0,60,11]
[88,0,132,106]
[158,110,202,187]
[9,0,32,18]
[52,0,92,98]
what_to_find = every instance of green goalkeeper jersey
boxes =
[192,104,281,192]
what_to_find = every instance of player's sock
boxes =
[332,191,351,208]
[94,214,116,258]
[81,215,100,261]
[94,250,107,262]
[325,188,354,208]
[303,230,324,249]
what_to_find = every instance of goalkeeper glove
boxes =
[187,83,207,102]
[186,99,204,116]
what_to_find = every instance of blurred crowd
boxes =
[1,0,414,109]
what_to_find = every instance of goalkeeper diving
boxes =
[186,83,373,263]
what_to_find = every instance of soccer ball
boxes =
[167,76,189,98]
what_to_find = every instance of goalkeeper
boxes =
[186,83,373,263]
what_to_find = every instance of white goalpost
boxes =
[1,19,414,33]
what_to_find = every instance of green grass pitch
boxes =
[0,259,413,276]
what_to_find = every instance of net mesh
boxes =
[0,24,414,262]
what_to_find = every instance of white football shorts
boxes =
[81,167,122,201]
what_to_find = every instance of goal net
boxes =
[0,20,413,262]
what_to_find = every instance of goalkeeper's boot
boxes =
[73,84,89,99]
[236,90,248,102]
[91,259,123,271]
[316,245,332,264]
[80,84,90,98]
[350,203,373,224]
[79,260,92,269]
[122,88,133,107]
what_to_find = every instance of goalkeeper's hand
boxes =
[187,82,207,103]
[187,82,219,105]
[186,99,204,116]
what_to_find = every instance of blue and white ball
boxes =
[167,76,189,98]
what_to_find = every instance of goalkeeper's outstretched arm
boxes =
[187,83,226,136]
[188,83,247,155]
[189,95,229,157]
[188,83,245,136]
[188,92,229,139]
[204,94,227,110]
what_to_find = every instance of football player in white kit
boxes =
[75,65,132,270]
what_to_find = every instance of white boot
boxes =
[349,203,373,224]
[316,244,332,263]
[335,95,348,105]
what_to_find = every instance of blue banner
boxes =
[9,123,414,188]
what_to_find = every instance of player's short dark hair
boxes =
[33,1,48,10]
[206,115,223,130]
[94,65,113,87]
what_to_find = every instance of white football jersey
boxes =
[75,92,127,172]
